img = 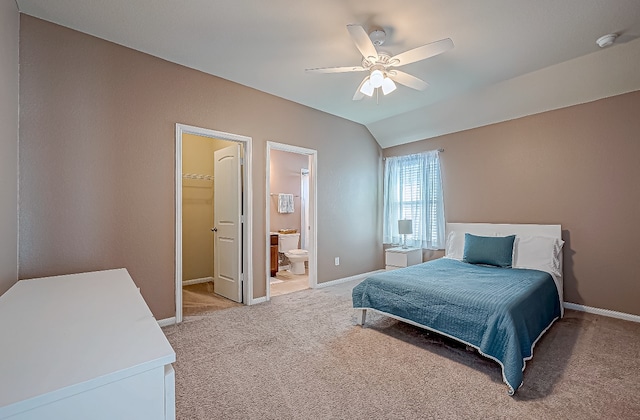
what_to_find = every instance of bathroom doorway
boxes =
[175,124,254,324]
[265,142,317,300]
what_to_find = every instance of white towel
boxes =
[278,193,295,213]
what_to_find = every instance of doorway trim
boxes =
[175,123,254,324]
[265,141,318,301]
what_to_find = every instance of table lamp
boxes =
[398,219,413,249]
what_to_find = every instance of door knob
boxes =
[211,227,218,232]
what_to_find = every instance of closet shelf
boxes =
[182,173,214,181]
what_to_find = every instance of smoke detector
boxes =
[596,33,618,48]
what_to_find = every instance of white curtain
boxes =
[383,151,445,249]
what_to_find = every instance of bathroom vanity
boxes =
[270,233,279,276]
[0,269,176,419]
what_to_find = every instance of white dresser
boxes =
[0,269,176,420]
[385,247,422,270]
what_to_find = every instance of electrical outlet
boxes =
[334,257,340,266]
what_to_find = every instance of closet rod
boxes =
[269,193,300,197]
[182,173,214,181]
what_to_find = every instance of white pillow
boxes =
[445,231,465,260]
[513,235,564,277]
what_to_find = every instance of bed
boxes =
[352,223,565,395]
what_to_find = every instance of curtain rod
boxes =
[383,148,444,160]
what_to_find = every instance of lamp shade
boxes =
[359,78,375,97]
[370,69,384,88]
[381,77,396,95]
[398,219,413,235]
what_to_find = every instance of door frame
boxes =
[265,141,318,300]
[175,123,254,324]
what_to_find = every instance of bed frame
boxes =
[357,222,562,326]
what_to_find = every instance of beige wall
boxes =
[0,0,19,295]
[269,149,309,234]
[385,90,640,316]
[182,133,235,282]
[18,16,383,319]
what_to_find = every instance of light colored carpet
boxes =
[163,280,640,419]
[182,282,242,316]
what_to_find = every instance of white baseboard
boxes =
[182,277,213,286]
[250,296,268,305]
[314,269,385,289]
[157,317,176,327]
[564,302,640,323]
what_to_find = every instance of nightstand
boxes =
[385,247,422,270]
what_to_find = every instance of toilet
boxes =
[278,233,308,275]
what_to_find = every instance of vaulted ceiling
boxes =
[16,0,640,148]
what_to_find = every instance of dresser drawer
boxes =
[386,251,408,267]
[385,247,422,269]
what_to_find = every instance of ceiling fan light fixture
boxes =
[310,24,453,102]
[360,78,375,97]
[370,69,384,88]
[381,77,397,95]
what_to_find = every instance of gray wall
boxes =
[0,0,19,295]
[385,90,640,316]
[19,16,383,319]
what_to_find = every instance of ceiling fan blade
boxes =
[389,38,454,67]
[352,77,369,101]
[387,71,429,91]
[305,66,367,74]
[346,24,379,62]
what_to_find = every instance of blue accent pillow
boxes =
[463,233,516,268]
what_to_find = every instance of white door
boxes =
[213,144,242,302]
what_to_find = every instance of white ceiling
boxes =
[16,0,640,148]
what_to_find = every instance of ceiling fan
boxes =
[306,24,454,100]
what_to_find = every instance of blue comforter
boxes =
[352,258,561,394]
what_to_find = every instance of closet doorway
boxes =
[265,142,317,300]
[175,124,254,323]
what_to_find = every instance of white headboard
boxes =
[446,223,561,239]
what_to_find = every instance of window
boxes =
[383,151,445,249]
